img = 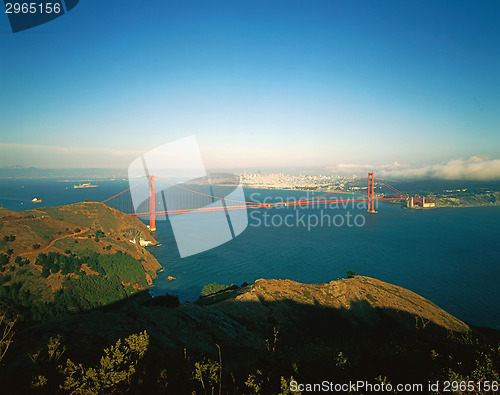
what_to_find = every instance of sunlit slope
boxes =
[0,202,161,320]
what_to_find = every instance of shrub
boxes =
[0,310,16,363]
[193,358,221,395]
[41,267,50,278]
[0,274,11,283]
[0,254,9,266]
[200,283,233,297]
[59,331,149,393]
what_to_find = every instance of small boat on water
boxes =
[74,183,98,189]
[32,197,42,203]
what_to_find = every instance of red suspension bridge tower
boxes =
[148,175,156,231]
[367,172,377,213]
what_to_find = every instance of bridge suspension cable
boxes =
[374,176,407,197]
[101,178,148,203]
[153,176,254,205]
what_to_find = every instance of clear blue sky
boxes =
[1,0,499,173]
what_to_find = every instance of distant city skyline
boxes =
[1,1,499,179]
[2,155,500,181]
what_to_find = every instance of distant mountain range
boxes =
[0,166,128,179]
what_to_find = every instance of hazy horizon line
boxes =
[1,156,500,181]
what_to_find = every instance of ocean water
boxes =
[1,180,499,329]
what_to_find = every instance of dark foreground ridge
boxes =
[1,276,499,394]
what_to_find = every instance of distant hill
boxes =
[0,202,162,321]
[436,191,500,207]
[3,276,499,393]
[0,165,29,169]
[0,167,127,179]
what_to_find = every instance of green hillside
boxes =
[0,203,162,321]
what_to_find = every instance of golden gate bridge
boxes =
[102,173,409,231]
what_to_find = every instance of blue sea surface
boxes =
[150,189,500,330]
[1,180,499,329]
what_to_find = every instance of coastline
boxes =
[242,185,500,209]
[435,203,500,209]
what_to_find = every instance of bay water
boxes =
[1,179,499,329]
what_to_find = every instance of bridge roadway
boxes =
[131,196,408,217]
